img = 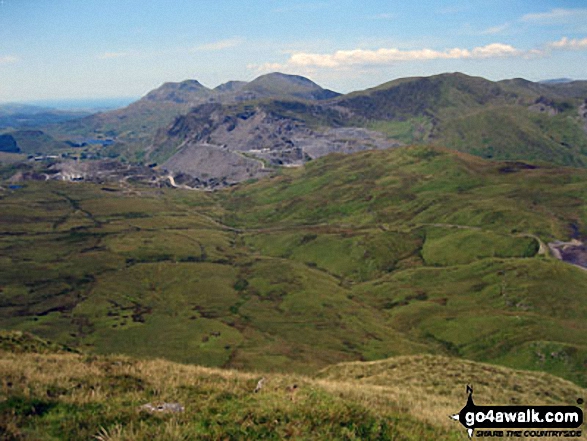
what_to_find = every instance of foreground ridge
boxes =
[1,333,584,440]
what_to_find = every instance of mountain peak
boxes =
[214,80,248,93]
[248,72,326,91]
[244,72,340,100]
[143,80,211,103]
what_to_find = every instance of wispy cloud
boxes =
[548,36,587,50]
[480,23,510,35]
[525,48,547,59]
[279,43,521,69]
[521,8,587,24]
[97,52,128,60]
[193,38,243,52]
[0,55,18,64]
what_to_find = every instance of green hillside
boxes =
[339,72,524,120]
[432,106,587,166]
[1,333,584,440]
[335,73,587,166]
[1,146,587,388]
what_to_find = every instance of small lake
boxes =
[86,139,114,146]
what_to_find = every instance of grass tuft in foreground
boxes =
[0,332,585,440]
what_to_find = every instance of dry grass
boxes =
[1,346,584,440]
[317,354,586,435]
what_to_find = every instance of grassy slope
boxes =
[1,146,587,387]
[218,145,587,236]
[433,106,587,166]
[1,333,585,440]
[217,146,587,385]
[337,73,587,166]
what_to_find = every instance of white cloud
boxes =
[521,8,587,24]
[0,55,18,64]
[470,43,519,58]
[193,38,243,52]
[283,43,521,68]
[548,36,587,50]
[480,23,510,35]
[247,62,286,72]
[97,52,128,60]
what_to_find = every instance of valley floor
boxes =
[1,146,587,440]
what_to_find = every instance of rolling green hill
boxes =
[338,72,524,120]
[241,73,340,101]
[335,73,587,166]
[1,146,587,388]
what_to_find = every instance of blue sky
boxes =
[0,0,586,102]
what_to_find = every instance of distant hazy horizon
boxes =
[18,97,139,112]
[1,0,586,101]
[1,72,585,110]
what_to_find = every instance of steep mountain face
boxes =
[56,81,218,146]
[150,101,399,184]
[56,73,341,144]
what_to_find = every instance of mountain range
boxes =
[1,71,586,188]
[13,72,576,187]
[154,72,587,184]
[0,103,90,132]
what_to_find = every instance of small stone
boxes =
[140,402,184,413]
[254,377,266,393]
